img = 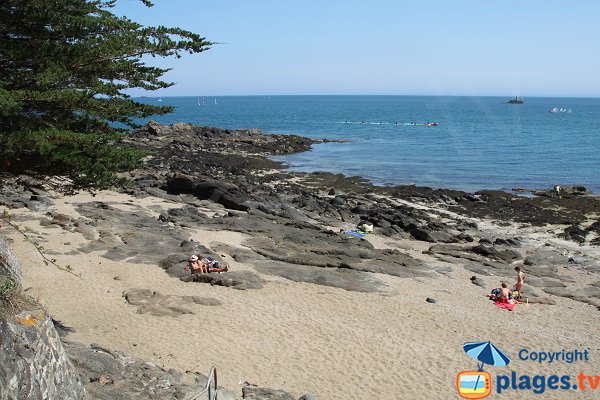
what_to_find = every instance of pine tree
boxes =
[0,0,211,188]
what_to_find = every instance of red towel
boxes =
[494,301,516,311]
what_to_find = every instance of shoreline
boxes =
[1,122,599,399]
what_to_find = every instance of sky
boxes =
[113,0,600,97]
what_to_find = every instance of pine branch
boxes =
[0,210,80,278]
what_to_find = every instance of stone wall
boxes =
[0,234,87,400]
[0,235,21,281]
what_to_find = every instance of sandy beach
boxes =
[3,1,600,398]
[3,184,599,399]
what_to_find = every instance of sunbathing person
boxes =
[487,283,512,303]
[497,283,512,303]
[206,264,228,273]
[195,254,229,273]
[188,255,207,274]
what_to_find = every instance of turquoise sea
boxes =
[136,96,600,193]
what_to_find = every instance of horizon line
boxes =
[134,94,600,99]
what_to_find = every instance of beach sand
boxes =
[3,189,600,399]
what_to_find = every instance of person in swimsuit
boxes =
[514,266,525,299]
[189,255,207,273]
[498,282,512,303]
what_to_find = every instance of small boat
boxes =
[425,122,439,127]
[548,107,572,113]
[506,97,523,104]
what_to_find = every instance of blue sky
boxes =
[113,0,600,97]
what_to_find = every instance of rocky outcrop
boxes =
[123,288,222,316]
[242,386,316,400]
[0,236,21,282]
[166,174,253,212]
[0,311,87,400]
[63,341,237,400]
[0,235,87,400]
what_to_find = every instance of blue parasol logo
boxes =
[457,341,511,399]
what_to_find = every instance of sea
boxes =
[135,96,600,193]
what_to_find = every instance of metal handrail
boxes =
[185,366,218,400]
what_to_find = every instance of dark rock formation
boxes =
[470,276,486,288]
[123,288,222,316]
[242,386,301,400]
[182,270,264,290]
[64,341,236,400]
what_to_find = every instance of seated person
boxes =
[188,255,207,274]
[497,283,512,303]
[193,254,229,273]
[488,283,512,303]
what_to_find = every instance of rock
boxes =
[123,288,222,316]
[242,386,296,400]
[541,286,600,307]
[524,277,566,288]
[45,211,75,227]
[182,270,264,290]
[410,228,455,243]
[494,237,521,247]
[64,341,222,400]
[256,262,389,293]
[563,225,588,243]
[0,311,87,400]
[331,196,346,206]
[470,245,521,263]
[523,249,570,269]
[426,297,438,304]
[470,276,486,288]
[166,173,252,211]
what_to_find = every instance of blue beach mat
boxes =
[344,229,366,238]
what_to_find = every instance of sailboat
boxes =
[157,97,163,102]
[214,98,218,105]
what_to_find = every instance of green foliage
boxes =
[0,277,17,298]
[0,0,211,189]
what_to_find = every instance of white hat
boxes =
[189,255,198,261]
